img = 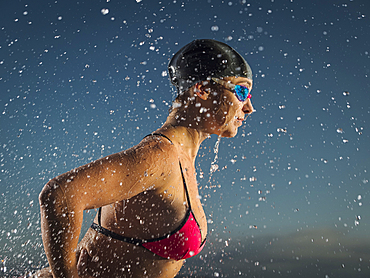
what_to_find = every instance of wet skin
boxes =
[35,77,253,278]
[75,139,207,278]
[194,76,254,138]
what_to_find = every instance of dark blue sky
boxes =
[1,0,369,277]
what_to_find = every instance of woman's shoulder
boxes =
[49,134,181,207]
[113,134,179,167]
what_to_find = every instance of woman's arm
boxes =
[39,138,177,278]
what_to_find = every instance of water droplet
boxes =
[210,164,218,174]
[101,8,109,15]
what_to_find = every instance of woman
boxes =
[35,39,254,278]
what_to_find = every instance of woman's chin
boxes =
[220,128,238,138]
[207,123,238,138]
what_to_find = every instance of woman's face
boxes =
[205,76,254,137]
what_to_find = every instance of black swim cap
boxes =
[168,39,252,91]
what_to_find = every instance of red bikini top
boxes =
[141,162,206,260]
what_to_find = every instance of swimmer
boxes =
[33,39,254,278]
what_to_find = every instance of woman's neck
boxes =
[155,115,210,163]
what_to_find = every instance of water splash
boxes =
[208,135,221,184]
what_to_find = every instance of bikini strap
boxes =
[179,162,192,210]
[145,133,173,145]
[98,207,102,226]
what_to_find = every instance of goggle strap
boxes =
[211,77,236,90]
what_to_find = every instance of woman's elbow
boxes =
[39,179,61,209]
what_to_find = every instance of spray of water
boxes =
[208,135,222,184]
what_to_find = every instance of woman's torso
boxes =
[76,154,207,278]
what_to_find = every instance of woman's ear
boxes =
[194,82,210,100]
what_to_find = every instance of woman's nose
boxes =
[242,99,254,114]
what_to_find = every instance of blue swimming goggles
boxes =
[211,77,252,102]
